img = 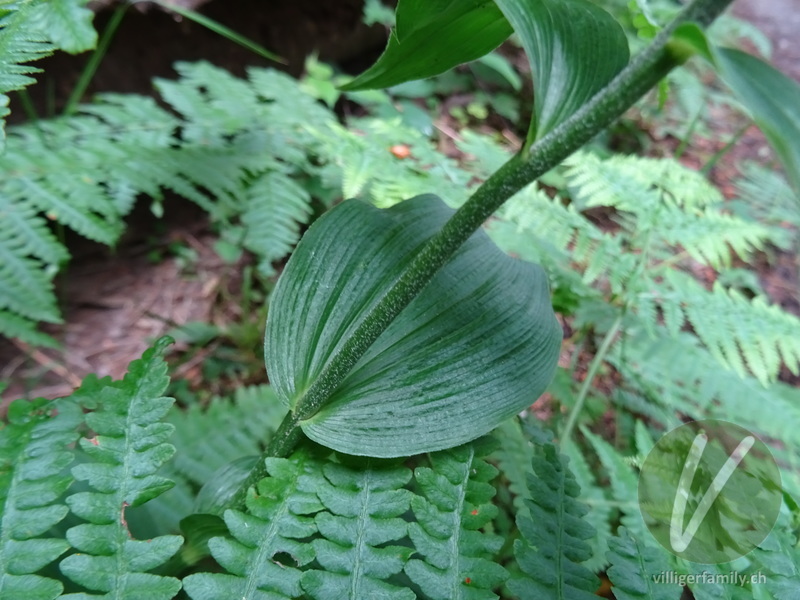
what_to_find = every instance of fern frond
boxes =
[612,329,800,490]
[491,418,535,512]
[562,442,613,573]
[0,0,95,144]
[581,429,647,541]
[167,384,287,487]
[488,187,637,297]
[731,161,800,239]
[59,337,183,599]
[242,172,313,276]
[315,117,469,209]
[405,441,508,600]
[753,514,800,600]
[0,397,82,600]
[565,151,723,212]
[301,458,414,600]
[509,443,598,600]
[0,309,58,346]
[655,204,774,268]
[606,527,681,600]
[0,218,61,323]
[24,0,96,55]
[674,561,756,600]
[0,6,52,94]
[662,271,800,384]
[182,447,325,600]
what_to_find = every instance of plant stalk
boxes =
[64,3,127,116]
[559,315,624,448]
[232,0,736,504]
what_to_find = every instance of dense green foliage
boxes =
[2,0,800,598]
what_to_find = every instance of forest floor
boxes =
[1,0,798,403]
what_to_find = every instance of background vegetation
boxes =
[1,0,799,598]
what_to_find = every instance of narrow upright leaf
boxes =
[672,24,800,196]
[265,195,562,457]
[342,0,512,91]
[493,0,629,143]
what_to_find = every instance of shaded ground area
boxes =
[734,0,800,80]
[1,0,799,403]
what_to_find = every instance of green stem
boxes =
[64,3,127,116]
[228,411,304,509]
[232,0,736,501]
[559,315,624,448]
[673,104,704,159]
[701,120,751,174]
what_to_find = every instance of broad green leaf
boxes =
[265,195,561,458]
[493,0,629,143]
[341,0,512,91]
[673,24,800,197]
[712,49,800,198]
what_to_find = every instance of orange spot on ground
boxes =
[390,144,411,159]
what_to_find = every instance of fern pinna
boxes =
[59,337,183,599]
[0,396,81,599]
[509,442,598,600]
[0,0,96,145]
[182,448,325,600]
[405,441,508,599]
[0,338,182,599]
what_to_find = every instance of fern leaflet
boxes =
[660,270,800,384]
[182,447,325,600]
[0,0,95,144]
[606,527,681,600]
[582,428,648,542]
[242,172,313,276]
[58,337,183,599]
[167,384,287,487]
[0,397,81,600]
[562,441,613,573]
[509,442,598,600]
[753,514,800,600]
[405,441,508,600]
[301,458,414,599]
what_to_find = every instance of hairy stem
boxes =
[233,0,736,503]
